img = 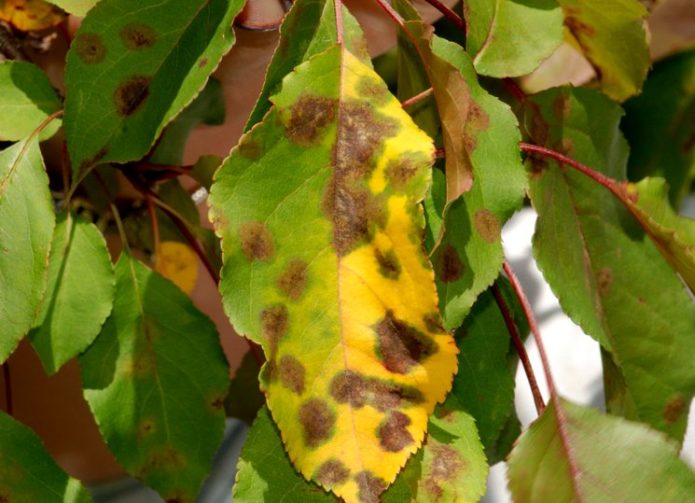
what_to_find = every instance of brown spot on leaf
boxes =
[374,248,401,279]
[664,394,686,424]
[424,444,464,498]
[299,399,335,448]
[239,222,274,261]
[260,305,288,354]
[238,137,262,160]
[423,313,445,333]
[553,93,572,119]
[473,209,500,244]
[375,310,437,374]
[315,459,350,487]
[330,370,367,408]
[597,267,613,295]
[378,411,414,452]
[137,419,155,439]
[330,370,424,410]
[198,58,209,68]
[564,10,596,36]
[277,259,308,300]
[114,76,151,116]
[386,158,419,189]
[120,23,157,50]
[439,244,463,283]
[331,183,386,256]
[137,446,186,477]
[74,32,106,64]
[463,101,490,151]
[356,77,389,104]
[285,95,336,146]
[278,354,305,394]
[355,471,387,503]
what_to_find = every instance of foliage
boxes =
[0,0,694,502]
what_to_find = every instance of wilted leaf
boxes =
[464,0,564,78]
[0,61,61,141]
[155,241,198,294]
[210,44,457,502]
[0,139,54,363]
[0,412,93,502]
[45,0,97,16]
[507,399,695,502]
[64,0,245,175]
[0,0,65,31]
[29,212,114,375]
[80,253,229,502]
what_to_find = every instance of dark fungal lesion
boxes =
[473,208,501,244]
[285,95,337,146]
[278,354,305,394]
[315,459,350,487]
[375,310,438,374]
[329,370,424,411]
[120,23,157,50]
[113,76,151,116]
[74,32,107,64]
[239,221,274,262]
[298,398,336,448]
[438,244,464,283]
[277,259,308,300]
[374,248,401,280]
[354,471,387,503]
[377,411,414,452]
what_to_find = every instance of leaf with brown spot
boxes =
[211,43,457,502]
[0,0,65,31]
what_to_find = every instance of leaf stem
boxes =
[374,0,406,29]
[503,78,527,104]
[2,362,12,416]
[147,196,161,260]
[401,87,434,109]
[334,0,344,45]
[422,0,467,34]
[491,282,545,415]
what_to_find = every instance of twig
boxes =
[147,196,161,260]
[334,0,344,45]
[401,87,433,109]
[491,282,545,415]
[374,0,406,29]
[2,362,12,416]
[422,0,466,34]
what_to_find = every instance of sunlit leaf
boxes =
[507,398,695,502]
[210,44,457,502]
[0,412,93,502]
[45,0,97,16]
[0,139,54,363]
[0,0,65,31]
[525,86,695,441]
[155,241,198,294]
[64,0,245,176]
[29,212,114,375]
[80,253,229,502]
[0,61,61,142]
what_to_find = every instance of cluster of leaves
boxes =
[0,0,694,502]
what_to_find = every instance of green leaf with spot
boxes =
[0,412,93,503]
[244,0,370,132]
[464,0,564,78]
[29,212,114,375]
[0,139,55,364]
[558,0,650,102]
[46,0,98,16]
[507,399,695,502]
[0,61,61,141]
[79,253,229,502]
[623,49,695,205]
[525,86,695,441]
[64,0,245,176]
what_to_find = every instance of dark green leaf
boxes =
[224,351,264,425]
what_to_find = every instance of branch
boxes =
[422,0,466,34]
[401,87,433,109]
[334,0,344,45]
[2,362,12,416]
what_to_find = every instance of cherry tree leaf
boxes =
[209,44,457,502]
[45,0,98,16]
[0,0,65,31]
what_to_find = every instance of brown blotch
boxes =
[315,459,350,487]
[331,183,386,256]
[74,32,106,64]
[330,370,424,411]
[473,209,500,244]
[299,399,336,448]
[385,158,419,189]
[378,411,414,452]
[285,95,336,146]
[423,313,445,333]
[424,444,464,498]
[137,447,186,477]
[238,137,262,160]
[278,354,305,394]
[564,9,596,37]
[374,248,401,280]
[114,76,151,116]
[553,92,572,119]
[277,259,308,300]
[330,370,367,408]
[198,57,209,68]
[596,267,613,295]
[120,23,157,50]
[462,102,490,151]
[375,310,437,374]
[260,305,288,354]
[355,471,387,503]
[239,221,274,262]
[439,244,463,283]
[137,419,155,439]
[356,77,389,104]
[664,395,686,424]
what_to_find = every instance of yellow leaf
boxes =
[155,241,198,294]
[0,0,66,32]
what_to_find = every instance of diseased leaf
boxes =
[0,412,93,502]
[525,86,695,441]
[154,241,198,294]
[244,0,370,131]
[64,0,245,175]
[464,0,564,78]
[0,0,65,31]
[623,49,695,205]
[45,0,97,16]
[210,45,457,502]
[507,399,695,502]
[80,253,229,502]
[29,212,115,375]
[0,139,55,364]
[558,0,650,101]
[0,61,62,142]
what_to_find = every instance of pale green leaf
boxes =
[46,0,97,16]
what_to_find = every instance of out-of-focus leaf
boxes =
[0,412,93,502]
[80,253,229,502]
[0,139,54,363]
[210,44,457,502]
[507,399,695,502]
[464,0,564,78]
[45,0,97,16]
[0,61,61,141]
[29,212,114,375]
[224,351,264,425]
[648,0,695,60]
[190,154,221,191]
[623,49,695,205]
[0,0,65,31]
[154,240,198,294]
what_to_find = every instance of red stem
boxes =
[374,0,406,29]
[422,0,467,34]
[147,196,161,260]
[503,78,527,104]
[401,87,433,109]
[491,282,545,415]
[334,0,344,45]
[2,362,12,416]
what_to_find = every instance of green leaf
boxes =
[243,0,370,131]
[507,399,695,502]
[525,86,695,441]
[64,0,245,175]
[79,253,229,502]
[46,0,98,16]
[623,49,695,205]
[0,139,55,363]
[0,61,61,141]
[558,0,650,101]
[224,352,264,425]
[190,154,221,191]
[0,412,93,503]
[29,212,114,375]
[464,0,564,78]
